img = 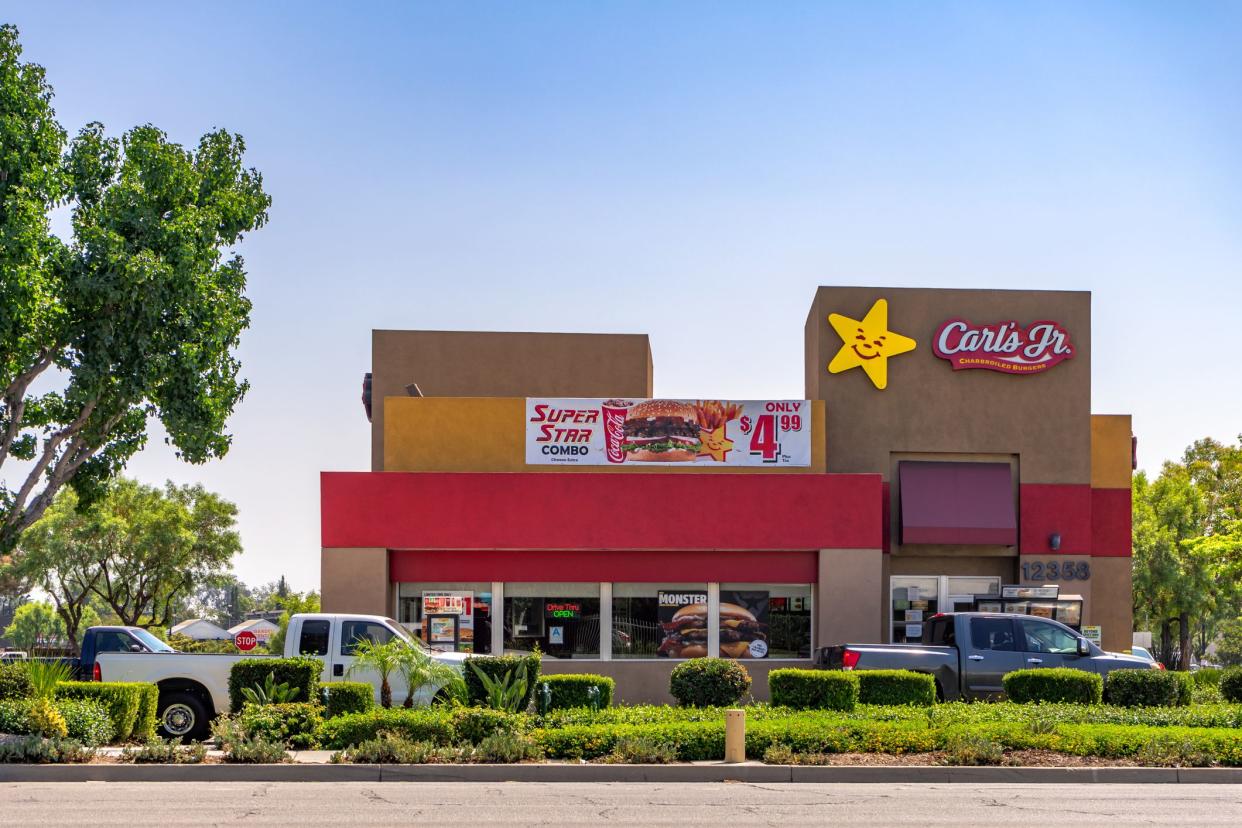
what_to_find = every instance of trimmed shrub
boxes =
[768,669,857,711]
[451,707,525,744]
[228,658,321,714]
[1003,668,1102,705]
[1220,668,1242,703]
[539,674,615,710]
[857,671,937,707]
[463,653,541,711]
[0,736,94,764]
[669,658,751,707]
[240,702,323,749]
[1192,668,1223,687]
[472,730,543,762]
[1174,673,1193,707]
[1105,670,1181,707]
[133,684,159,741]
[55,682,156,742]
[0,663,31,700]
[318,707,456,750]
[325,682,374,718]
[0,698,113,746]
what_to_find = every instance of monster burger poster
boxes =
[657,590,771,659]
[525,398,811,466]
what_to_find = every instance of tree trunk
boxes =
[1160,620,1174,668]
[1179,612,1192,671]
[380,678,392,709]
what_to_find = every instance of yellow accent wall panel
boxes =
[1091,414,1133,490]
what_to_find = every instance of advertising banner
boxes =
[526,398,811,466]
[657,590,708,658]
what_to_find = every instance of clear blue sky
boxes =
[9,3,1241,591]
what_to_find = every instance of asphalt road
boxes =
[3,782,1241,826]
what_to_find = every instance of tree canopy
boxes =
[1133,436,1242,668]
[0,24,270,552]
[15,477,241,638]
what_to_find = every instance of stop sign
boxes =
[235,630,258,651]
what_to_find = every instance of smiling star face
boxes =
[827,298,917,389]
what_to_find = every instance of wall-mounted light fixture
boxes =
[1049,533,1062,551]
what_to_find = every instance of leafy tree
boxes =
[14,488,104,652]
[14,478,240,630]
[0,24,270,553]
[3,600,63,651]
[347,637,403,708]
[1215,617,1242,667]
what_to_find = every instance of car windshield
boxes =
[129,628,175,653]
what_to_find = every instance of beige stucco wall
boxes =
[321,548,392,616]
[818,548,883,645]
[538,658,809,704]
[1090,556,1133,652]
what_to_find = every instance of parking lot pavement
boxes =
[3,782,1242,826]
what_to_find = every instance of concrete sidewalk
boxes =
[6,756,1242,784]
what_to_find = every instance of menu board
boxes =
[527,398,811,466]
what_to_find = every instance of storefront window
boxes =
[720,584,812,659]
[396,582,493,654]
[612,583,708,659]
[890,576,939,643]
[504,583,600,658]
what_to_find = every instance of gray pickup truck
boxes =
[815,612,1155,701]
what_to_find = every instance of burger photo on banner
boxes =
[657,591,708,658]
[719,591,770,658]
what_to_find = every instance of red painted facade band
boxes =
[1019,483,1092,555]
[1091,487,1132,557]
[881,482,891,554]
[321,471,882,552]
[389,549,819,584]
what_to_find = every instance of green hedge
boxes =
[318,707,457,750]
[1104,669,1182,707]
[1222,668,1242,703]
[463,653,542,710]
[857,671,937,706]
[1003,668,1102,705]
[228,658,322,714]
[240,702,323,749]
[0,698,114,746]
[0,663,31,700]
[1174,672,1193,707]
[325,682,374,718]
[669,658,751,707]
[55,681,158,742]
[451,707,525,744]
[768,669,857,711]
[539,674,615,710]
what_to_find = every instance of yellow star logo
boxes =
[697,426,734,462]
[827,298,917,390]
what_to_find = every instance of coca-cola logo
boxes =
[933,318,1075,374]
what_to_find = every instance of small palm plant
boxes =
[395,644,465,708]
[469,662,529,713]
[240,672,302,706]
[26,661,72,738]
[346,637,404,708]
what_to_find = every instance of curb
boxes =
[2,763,1240,783]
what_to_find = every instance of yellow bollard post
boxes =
[724,708,746,763]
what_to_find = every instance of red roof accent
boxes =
[322,471,882,551]
[899,461,1017,546]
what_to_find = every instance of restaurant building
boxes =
[320,287,1133,702]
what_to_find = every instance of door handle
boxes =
[967,655,985,661]
[1026,658,1043,665]
[333,664,344,677]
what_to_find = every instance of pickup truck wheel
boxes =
[159,692,209,743]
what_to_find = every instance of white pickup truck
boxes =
[96,613,468,741]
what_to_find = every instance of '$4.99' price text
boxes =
[738,407,803,463]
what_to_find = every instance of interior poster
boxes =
[657,590,708,658]
[719,590,771,659]
[526,398,811,466]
